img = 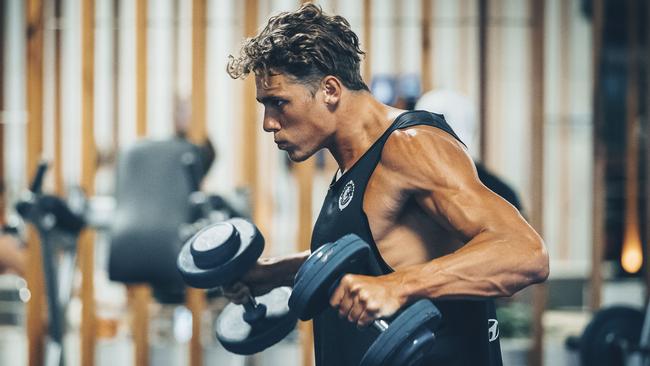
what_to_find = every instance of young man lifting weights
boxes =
[223,4,548,365]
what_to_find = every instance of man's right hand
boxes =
[223,259,278,304]
[222,250,310,304]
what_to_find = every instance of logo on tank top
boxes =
[338,180,355,211]
[488,319,499,342]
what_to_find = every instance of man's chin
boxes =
[286,150,309,162]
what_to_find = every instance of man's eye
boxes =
[273,99,287,108]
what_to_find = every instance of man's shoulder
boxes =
[377,123,475,192]
[382,124,467,168]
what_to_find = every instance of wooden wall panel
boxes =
[457,0,470,95]
[80,0,98,364]
[188,1,208,365]
[590,0,606,311]
[477,0,488,160]
[53,0,63,195]
[421,0,433,93]
[113,0,120,151]
[129,285,151,366]
[25,1,46,365]
[529,1,546,365]
[0,2,5,225]
[362,0,372,84]
[297,158,314,366]
[646,0,650,296]
[131,2,151,366]
[241,0,259,209]
[557,0,572,261]
[136,0,147,137]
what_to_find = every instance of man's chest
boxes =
[361,166,415,239]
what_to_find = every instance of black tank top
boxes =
[310,111,503,366]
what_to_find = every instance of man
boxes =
[224,4,548,365]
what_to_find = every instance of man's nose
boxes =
[263,112,281,132]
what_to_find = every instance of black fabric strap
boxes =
[389,110,466,147]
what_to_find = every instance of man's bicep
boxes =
[384,126,522,239]
[416,177,516,243]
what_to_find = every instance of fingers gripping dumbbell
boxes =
[289,234,442,366]
[177,218,297,355]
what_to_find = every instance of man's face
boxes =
[255,73,333,162]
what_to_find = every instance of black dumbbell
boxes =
[567,306,645,366]
[177,218,297,355]
[289,234,442,366]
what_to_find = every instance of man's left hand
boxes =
[329,273,408,328]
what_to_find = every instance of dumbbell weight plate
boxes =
[579,306,643,366]
[216,287,298,355]
[289,234,370,321]
[190,221,240,269]
[177,218,263,288]
[360,299,442,366]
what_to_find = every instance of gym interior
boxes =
[0,0,647,365]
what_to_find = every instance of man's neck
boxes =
[327,92,402,172]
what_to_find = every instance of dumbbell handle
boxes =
[243,294,259,310]
[373,319,389,332]
[240,292,267,324]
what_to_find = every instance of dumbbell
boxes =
[566,306,645,366]
[289,234,442,366]
[177,218,297,355]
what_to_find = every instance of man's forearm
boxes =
[263,250,311,287]
[395,231,548,302]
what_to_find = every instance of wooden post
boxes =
[620,0,642,275]
[25,1,46,365]
[113,0,120,152]
[187,1,208,365]
[392,2,403,78]
[362,0,372,85]
[557,0,571,262]
[240,0,256,183]
[80,0,98,365]
[131,2,151,366]
[294,157,316,366]
[172,0,180,112]
[590,0,606,311]
[458,0,470,95]
[189,0,207,143]
[242,0,259,212]
[477,0,488,160]
[529,1,546,366]
[646,0,650,298]
[421,0,433,93]
[136,0,147,138]
[0,2,5,225]
[53,0,63,196]
[296,165,315,366]
[296,158,315,366]
[129,285,151,366]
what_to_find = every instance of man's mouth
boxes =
[275,140,289,149]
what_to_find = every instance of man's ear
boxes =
[322,76,342,105]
